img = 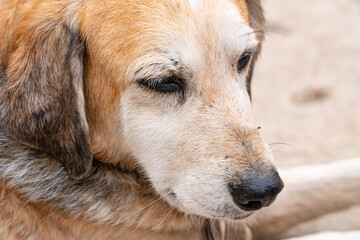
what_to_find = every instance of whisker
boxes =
[135,191,171,214]
[269,142,297,150]
[253,29,288,37]
[153,208,174,230]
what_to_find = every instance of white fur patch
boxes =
[188,0,202,10]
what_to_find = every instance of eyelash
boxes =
[138,76,184,93]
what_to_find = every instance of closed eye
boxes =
[237,50,256,73]
[138,76,184,93]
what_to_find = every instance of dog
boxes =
[1,0,359,239]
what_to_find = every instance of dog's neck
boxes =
[0,129,206,239]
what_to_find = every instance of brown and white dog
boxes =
[0,0,359,239]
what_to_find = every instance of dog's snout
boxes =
[229,169,284,211]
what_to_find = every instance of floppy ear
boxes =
[0,19,93,180]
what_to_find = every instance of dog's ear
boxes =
[245,0,265,99]
[0,19,92,180]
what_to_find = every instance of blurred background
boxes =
[251,0,360,238]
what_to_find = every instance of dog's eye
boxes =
[237,51,253,73]
[138,76,184,93]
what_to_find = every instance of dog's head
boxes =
[0,0,282,220]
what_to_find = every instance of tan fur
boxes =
[232,0,249,23]
[0,185,196,240]
[1,0,360,240]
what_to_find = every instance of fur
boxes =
[1,0,360,239]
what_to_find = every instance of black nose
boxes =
[229,169,284,211]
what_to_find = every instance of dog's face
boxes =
[80,0,283,219]
[0,0,283,220]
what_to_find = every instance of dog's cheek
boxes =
[120,88,184,188]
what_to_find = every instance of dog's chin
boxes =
[228,212,254,220]
[163,193,253,220]
[204,208,254,220]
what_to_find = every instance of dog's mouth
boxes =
[156,167,283,220]
[231,212,254,220]
[161,188,256,220]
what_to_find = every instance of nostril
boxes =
[239,200,263,211]
[229,192,268,211]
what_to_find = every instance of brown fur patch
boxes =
[0,2,92,180]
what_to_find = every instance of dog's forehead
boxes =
[188,0,249,23]
[231,0,249,23]
[81,0,257,80]
[129,0,257,78]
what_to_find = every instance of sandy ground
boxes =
[251,0,360,238]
